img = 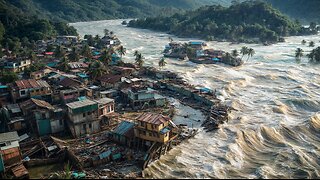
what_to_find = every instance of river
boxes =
[70,19,320,179]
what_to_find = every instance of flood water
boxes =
[71,19,320,179]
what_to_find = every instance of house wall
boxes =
[30,87,51,97]
[68,110,98,124]
[72,120,100,138]
[128,91,155,101]
[137,121,168,132]
[0,147,21,166]
[50,119,65,134]
[134,128,169,143]
[100,103,115,116]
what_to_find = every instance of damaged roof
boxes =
[136,113,171,125]
[13,79,50,89]
[95,97,114,105]
[66,99,97,109]
[20,98,54,110]
[113,121,134,138]
[0,131,19,143]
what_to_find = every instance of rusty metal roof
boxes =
[19,98,54,110]
[14,79,50,89]
[136,113,170,125]
[12,164,29,178]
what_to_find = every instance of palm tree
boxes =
[81,44,92,59]
[87,60,109,81]
[135,52,144,68]
[58,56,70,72]
[309,41,315,47]
[104,29,109,36]
[168,37,174,43]
[240,46,249,60]
[159,57,167,69]
[100,49,112,65]
[68,47,79,62]
[54,45,65,59]
[295,48,304,60]
[231,49,239,57]
[117,45,126,58]
[247,48,255,61]
[301,40,306,45]
[134,50,139,57]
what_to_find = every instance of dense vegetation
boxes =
[128,1,317,44]
[5,0,229,23]
[265,0,320,24]
[0,0,77,54]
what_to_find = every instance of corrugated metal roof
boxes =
[113,121,134,137]
[0,131,19,143]
[95,98,114,105]
[20,98,54,110]
[6,104,21,114]
[66,99,97,109]
[12,164,28,178]
[136,113,170,125]
[14,79,50,89]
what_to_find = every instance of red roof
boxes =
[136,113,171,125]
[14,79,50,90]
[98,75,122,84]
[44,52,54,55]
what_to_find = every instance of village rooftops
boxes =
[66,99,98,114]
[136,113,171,125]
[0,131,19,143]
[20,98,55,110]
[12,79,50,90]
[94,97,114,105]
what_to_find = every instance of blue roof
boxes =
[93,51,101,55]
[190,42,203,45]
[212,58,220,61]
[78,96,87,101]
[0,85,8,89]
[200,87,212,92]
[113,121,134,136]
[99,150,112,160]
[47,62,58,67]
[77,73,89,78]
[160,127,170,134]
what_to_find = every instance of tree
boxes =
[134,50,139,57]
[309,22,317,31]
[0,45,3,58]
[58,56,70,72]
[240,46,248,60]
[117,45,126,58]
[87,60,109,81]
[81,44,92,59]
[301,40,306,45]
[54,45,65,59]
[0,71,18,84]
[68,47,79,61]
[100,49,113,65]
[247,48,255,61]
[104,29,109,36]
[307,47,320,63]
[135,52,144,68]
[295,48,304,60]
[309,41,315,47]
[168,37,173,43]
[159,57,167,69]
[231,49,239,57]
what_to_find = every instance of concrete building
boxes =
[9,79,52,103]
[127,86,166,109]
[66,99,100,138]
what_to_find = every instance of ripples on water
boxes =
[71,20,320,179]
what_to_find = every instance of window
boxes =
[165,133,168,137]
[89,123,92,128]
[149,132,153,137]
[87,111,91,115]
[20,90,26,96]
[140,122,145,127]
[83,113,86,117]
[83,124,86,130]
[42,113,46,119]
[59,119,63,126]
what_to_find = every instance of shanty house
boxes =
[94,98,115,118]
[127,86,166,109]
[20,98,65,136]
[66,99,100,138]
[97,75,123,89]
[0,131,21,170]
[111,121,135,147]
[134,113,177,144]
[2,58,31,73]
[10,79,52,103]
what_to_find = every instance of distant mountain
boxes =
[265,0,320,24]
[5,0,229,23]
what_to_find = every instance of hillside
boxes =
[265,0,320,24]
[128,1,316,44]
[5,0,230,23]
